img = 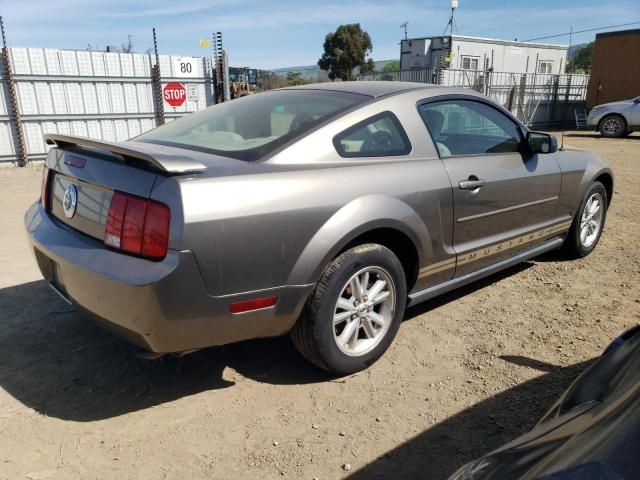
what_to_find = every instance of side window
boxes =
[418,100,523,158]
[334,112,411,157]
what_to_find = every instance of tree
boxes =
[360,58,376,74]
[258,70,286,91]
[315,70,331,83]
[286,71,308,86]
[318,24,373,81]
[381,60,401,80]
[382,60,400,72]
[572,42,594,73]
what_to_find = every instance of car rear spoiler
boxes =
[44,134,207,174]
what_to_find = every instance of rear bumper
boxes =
[25,202,313,353]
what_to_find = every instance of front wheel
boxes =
[291,244,407,375]
[562,181,608,258]
[599,115,627,138]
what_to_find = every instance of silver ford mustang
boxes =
[25,82,613,374]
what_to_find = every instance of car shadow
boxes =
[0,280,332,422]
[563,132,639,140]
[403,262,532,319]
[533,249,574,263]
[348,356,593,480]
[0,261,535,422]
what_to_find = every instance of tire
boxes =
[599,114,627,138]
[291,244,407,375]
[562,181,608,258]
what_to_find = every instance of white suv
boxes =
[587,96,640,138]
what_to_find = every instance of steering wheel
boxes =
[289,113,315,132]
[361,131,395,153]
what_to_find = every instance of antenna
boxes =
[400,21,409,40]
[560,25,573,151]
[443,0,459,36]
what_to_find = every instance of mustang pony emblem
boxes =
[62,184,78,219]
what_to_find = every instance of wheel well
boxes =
[339,228,419,291]
[595,173,614,207]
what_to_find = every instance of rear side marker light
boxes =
[229,296,278,314]
[104,191,170,260]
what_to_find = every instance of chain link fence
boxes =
[358,68,590,129]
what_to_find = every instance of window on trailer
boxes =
[538,60,554,74]
[462,56,480,71]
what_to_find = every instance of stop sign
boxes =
[163,82,186,107]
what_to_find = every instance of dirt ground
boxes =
[0,132,638,480]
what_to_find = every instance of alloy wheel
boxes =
[580,192,604,248]
[602,117,622,136]
[332,266,396,356]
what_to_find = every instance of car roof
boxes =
[282,81,444,98]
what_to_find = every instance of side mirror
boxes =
[527,132,558,154]
[633,97,640,104]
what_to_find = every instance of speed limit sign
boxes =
[173,57,196,78]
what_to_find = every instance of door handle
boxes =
[459,177,485,190]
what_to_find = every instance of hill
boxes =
[270,59,398,80]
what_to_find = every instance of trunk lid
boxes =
[43,134,206,243]
[46,147,161,241]
[43,134,257,246]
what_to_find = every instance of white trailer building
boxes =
[400,35,568,74]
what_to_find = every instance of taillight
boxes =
[142,202,171,258]
[104,191,170,260]
[40,167,50,209]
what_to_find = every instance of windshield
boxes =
[136,89,370,161]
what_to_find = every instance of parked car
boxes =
[587,96,640,138]
[448,325,640,480]
[25,82,613,374]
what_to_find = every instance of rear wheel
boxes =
[291,244,406,374]
[599,115,627,138]
[562,181,607,258]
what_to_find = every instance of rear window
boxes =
[334,112,411,157]
[136,90,369,161]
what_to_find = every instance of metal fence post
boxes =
[1,17,27,166]
[151,28,165,126]
[516,74,527,122]
[561,74,573,131]
[222,50,230,102]
[549,75,560,126]
[507,86,516,111]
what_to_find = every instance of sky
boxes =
[2,0,639,69]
